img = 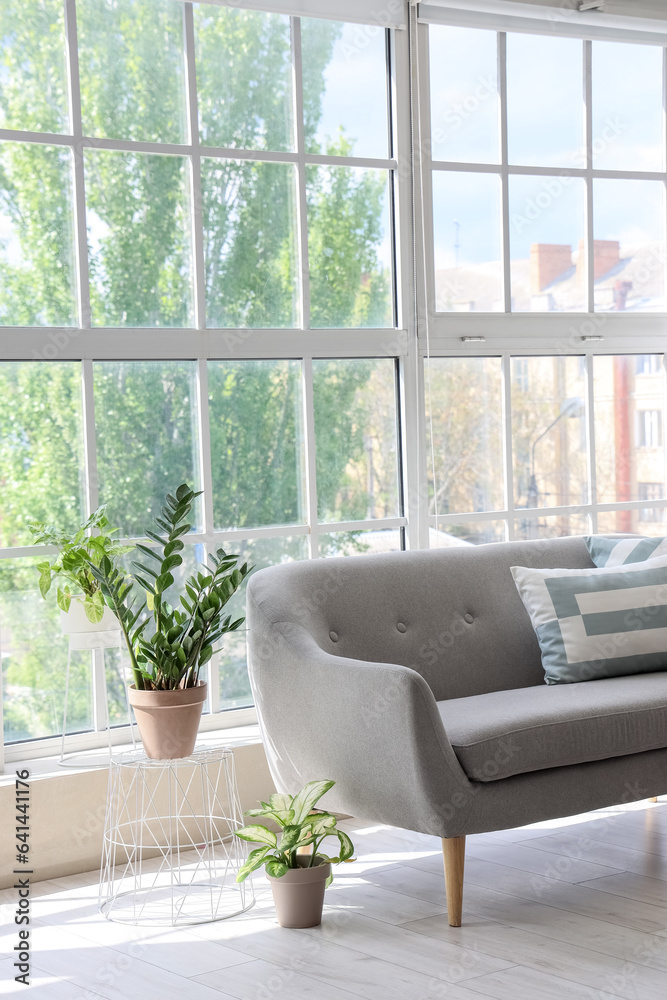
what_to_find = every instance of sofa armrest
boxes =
[247,601,474,839]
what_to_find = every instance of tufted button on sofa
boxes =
[246,536,667,926]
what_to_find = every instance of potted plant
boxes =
[29,507,130,638]
[235,779,355,927]
[89,483,250,759]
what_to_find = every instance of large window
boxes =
[0,0,406,758]
[421,11,667,550]
[3,1,667,758]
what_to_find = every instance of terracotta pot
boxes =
[128,682,207,760]
[267,856,331,928]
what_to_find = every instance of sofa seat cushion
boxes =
[437,672,667,782]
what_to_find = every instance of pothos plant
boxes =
[88,483,250,692]
[235,780,355,884]
[29,507,131,624]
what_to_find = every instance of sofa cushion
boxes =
[437,672,667,782]
[511,556,667,684]
[587,535,667,567]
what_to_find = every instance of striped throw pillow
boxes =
[586,535,667,567]
[511,555,667,684]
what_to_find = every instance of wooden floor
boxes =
[3,800,667,999]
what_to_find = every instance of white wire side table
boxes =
[99,745,254,926]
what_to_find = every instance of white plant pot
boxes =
[60,599,121,650]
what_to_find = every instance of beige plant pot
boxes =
[128,682,207,760]
[267,856,331,928]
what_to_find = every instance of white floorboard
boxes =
[2,800,667,999]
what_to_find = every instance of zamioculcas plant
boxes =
[89,483,250,692]
[29,507,131,624]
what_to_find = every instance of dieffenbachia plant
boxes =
[89,483,250,691]
[235,779,355,883]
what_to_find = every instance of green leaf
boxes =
[335,830,355,862]
[269,793,293,812]
[235,846,272,883]
[277,825,303,853]
[155,572,174,594]
[265,861,289,879]
[56,586,72,613]
[291,780,336,825]
[307,813,337,836]
[161,554,183,573]
[235,825,277,848]
[144,529,168,547]
[38,568,52,599]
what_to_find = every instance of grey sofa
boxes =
[246,536,667,925]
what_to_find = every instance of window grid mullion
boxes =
[498,33,511,314]
[196,359,215,538]
[501,354,516,539]
[585,353,599,531]
[80,358,106,732]
[301,358,319,557]
[291,17,311,331]
[663,47,667,311]
[584,40,594,314]
[64,0,91,329]
[183,2,207,331]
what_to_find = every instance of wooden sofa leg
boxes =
[650,796,658,803]
[442,835,465,927]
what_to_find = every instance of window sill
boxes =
[0,722,262,783]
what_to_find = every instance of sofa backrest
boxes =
[248,535,596,701]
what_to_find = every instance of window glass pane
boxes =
[77,0,186,143]
[514,513,590,541]
[433,171,502,312]
[208,360,305,530]
[0,0,69,133]
[85,151,193,327]
[594,355,665,506]
[195,5,293,152]
[93,361,201,537]
[319,529,402,557]
[592,41,664,172]
[218,536,308,710]
[0,363,84,547]
[593,179,665,312]
[307,166,392,328]
[429,522,506,547]
[301,19,388,159]
[202,159,298,328]
[426,357,504,515]
[509,175,585,312]
[512,356,587,510]
[0,143,77,326]
[313,359,399,523]
[1,559,93,743]
[597,509,667,536]
[428,25,499,164]
[507,34,583,168]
